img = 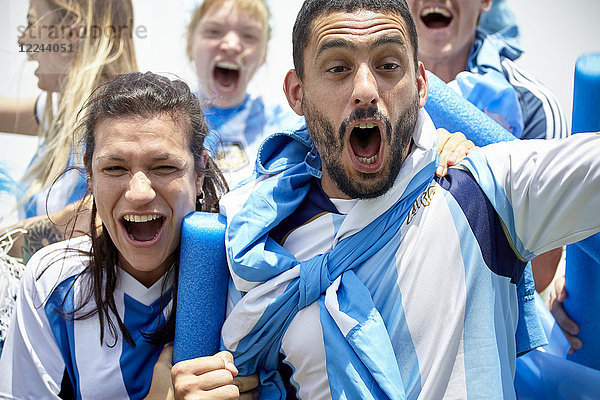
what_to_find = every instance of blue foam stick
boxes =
[173,212,229,364]
[424,71,517,146]
[571,53,600,134]
[565,236,600,370]
[564,53,600,370]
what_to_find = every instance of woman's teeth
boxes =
[123,214,160,223]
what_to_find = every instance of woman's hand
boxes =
[436,128,477,177]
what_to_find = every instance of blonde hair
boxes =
[23,0,138,204]
[186,0,271,60]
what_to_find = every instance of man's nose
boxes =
[352,63,379,107]
[125,171,156,205]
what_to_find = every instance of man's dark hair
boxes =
[292,0,419,80]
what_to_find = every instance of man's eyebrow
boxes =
[316,38,357,59]
[316,34,407,59]
[372,34,407,48]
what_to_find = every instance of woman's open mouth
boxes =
[213,61,240,92]
[121,214,164,243]
[349,121,383,173]
[420,6,453,29]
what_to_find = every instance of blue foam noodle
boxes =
[424,71,516,146]
[565,235,600,371]
[173,212,229,364]
[564,53,600,371]
[572,53,600,134]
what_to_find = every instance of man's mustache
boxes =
[339,106,389,142]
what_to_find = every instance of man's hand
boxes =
[546,276,582,354]
[171,351,258,399]
[436,128,477,177]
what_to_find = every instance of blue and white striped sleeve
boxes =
[461,132,600,260]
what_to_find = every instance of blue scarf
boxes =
[221,111,438,398]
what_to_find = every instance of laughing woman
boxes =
[0,72,235,399]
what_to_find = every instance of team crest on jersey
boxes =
[216,142,248,171]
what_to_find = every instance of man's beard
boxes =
[302,95,419,199]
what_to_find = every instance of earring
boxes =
[86,173,92,194]
[196,192,204,209]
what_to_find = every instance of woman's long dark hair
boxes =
[69,72,228,347]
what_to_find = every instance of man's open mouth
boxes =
[420,6,453,29]
[213,61,240,90]
[349,122,382,168]
[122,214,164,242]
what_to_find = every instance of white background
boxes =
[1,0,600,181]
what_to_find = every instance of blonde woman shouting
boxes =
[0,0,137,218]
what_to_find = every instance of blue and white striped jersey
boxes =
[499,57,569,140]
[453,29,569,141]
[0,235,173,399]
[273,171,536,399]
[203,94,305,188]
[220,113,600,399]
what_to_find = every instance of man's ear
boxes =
[417,62,428,109]
[481,0,493,13]
[283,69,304,116]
